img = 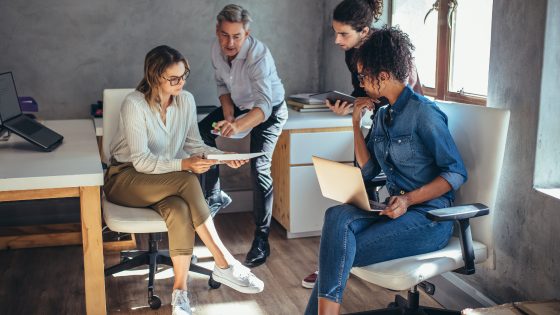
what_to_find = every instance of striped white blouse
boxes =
[110,90,224,174]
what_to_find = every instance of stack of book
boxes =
[286,93,331,113]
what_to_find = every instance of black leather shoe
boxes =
[244,236,270,268]
[206,190,232,218]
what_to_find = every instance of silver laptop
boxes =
[0,72,63,151]
[312,156,386,212]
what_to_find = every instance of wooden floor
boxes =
[0,212,442,314]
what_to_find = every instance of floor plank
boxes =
[0,212,443,314]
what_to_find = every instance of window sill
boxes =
[535,188,560,200]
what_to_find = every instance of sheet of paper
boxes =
[211,113,252,139]
[206,152,270,161]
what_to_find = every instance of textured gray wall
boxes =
[534,0,560,189]
[0,0,324,120]
[455,0,560,303]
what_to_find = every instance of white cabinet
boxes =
[290,131,354,165]
[289,165,340,233]
[271,126,354,238]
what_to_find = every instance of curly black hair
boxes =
[352,25,415,94]
[334,0,383,32]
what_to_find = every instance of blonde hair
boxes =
[136,45,190,115]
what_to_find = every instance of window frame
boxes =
[391,0,488,106]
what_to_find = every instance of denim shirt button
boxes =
[398,140,401,143]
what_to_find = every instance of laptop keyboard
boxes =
[13,119,42,136]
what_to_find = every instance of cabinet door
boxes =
[290,131,354,165]
[289,165,341,233]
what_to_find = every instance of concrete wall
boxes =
[0,0,324,120]
[0,0,324,192]
[455,0,560,303]
[534,0,560,189]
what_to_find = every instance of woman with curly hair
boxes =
[304,26,467,315]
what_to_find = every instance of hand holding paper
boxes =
[206,152,269,161]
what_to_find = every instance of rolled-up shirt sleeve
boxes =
[417,102,468,191]
[248,54,274,121]
[121,99,181,174]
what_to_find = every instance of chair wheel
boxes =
[208,276,221,289]
[149,295,161,310]
[191,255,198,264]
[387,302,398,308]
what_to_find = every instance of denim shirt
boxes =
[361,86,467,209]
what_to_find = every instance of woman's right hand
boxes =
[182,155,218,174]
[352,97,375,125]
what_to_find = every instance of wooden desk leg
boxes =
[80,186,106,315]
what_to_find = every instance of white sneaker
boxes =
[171,289,192,315]
[212,261,264,294]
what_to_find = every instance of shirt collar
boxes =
[390,85,413,114]
[219,36,251,62]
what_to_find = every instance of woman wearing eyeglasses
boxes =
[104,45,263,315]
[304,27,467,315]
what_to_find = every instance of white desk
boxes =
[0,120,107,315]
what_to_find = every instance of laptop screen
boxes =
[0,72,22,124]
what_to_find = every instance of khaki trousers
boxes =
[104,159,210,257]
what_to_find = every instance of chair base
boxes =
[346,289,460,315]
[104,233,220,310]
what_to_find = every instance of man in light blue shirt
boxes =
[198,4,288,268]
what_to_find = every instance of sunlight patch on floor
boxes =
[199,301,265,315]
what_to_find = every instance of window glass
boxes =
[392,0,438,89]
[448,0,493,96]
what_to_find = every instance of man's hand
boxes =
[181,155,218,174]
[380,195,411,219]
[224,115,235,123]
[352,97,376,125]
[222,152,249,169]
[213,120,239,138]
[326,99,353,116]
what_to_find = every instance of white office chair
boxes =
[101,89,221,310]
[347,102,510,314]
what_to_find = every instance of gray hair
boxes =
[217,4,252,31]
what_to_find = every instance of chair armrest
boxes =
[425,203,489,222]
[425,203,489,276]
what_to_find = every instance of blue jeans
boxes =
[304,204,453,314]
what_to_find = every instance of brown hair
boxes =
[136,45,189,115]
[333,0,383,32]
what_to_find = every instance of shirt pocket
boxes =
[390,134,414,163]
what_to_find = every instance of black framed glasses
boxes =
[163,70,190,86]
[356,73,369,84]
